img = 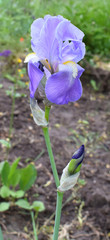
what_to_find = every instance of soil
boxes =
[0,61,110,240]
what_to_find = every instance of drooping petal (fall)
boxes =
[28,61,44,98]
[45,64,84,105]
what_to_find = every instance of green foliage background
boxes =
[0,0,110,56]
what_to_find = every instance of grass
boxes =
[0,0,110,57]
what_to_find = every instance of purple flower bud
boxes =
[72,144,84,168]
[58,145,85,192]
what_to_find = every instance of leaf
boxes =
[17,80,26,88]
[10,157,21,173]
[0,227,3,240]
[78,119,89,125]
[1,161,10,186]
[8,170,21,187]
[19,164,37,191]
[10,190,25,198]
[0,162,5,174]
[8,157,21,187]
[78,178,86,186]
[0,202,10,212]
[5,74,15,82]
[0,186,10,198]
[14,92,26,98]
[31,201,45,212]
[90,79,99,91]
[0,139,11,148]
[15,199,31,210]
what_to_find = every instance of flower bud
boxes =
[58,145,84,192]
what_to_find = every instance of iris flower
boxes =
[0,50,12,57]
[25,15,85,105]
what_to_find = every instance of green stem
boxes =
[45,105,51,122]
[31,211,38,240]
[42,126,60,188]
[43,106,63,240]
[53,191,63,240]
[9,86,16,138]
[6,82,16,160]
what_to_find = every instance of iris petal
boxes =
[31,16,63,61]
[45,64,84,104]
[56,20,84,42]
[31,18,44,41]
[72,145,84,159]
[28,61,44,98]
[62,40,85,63]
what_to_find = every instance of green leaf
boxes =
[15,199,31,210]
[17,80,26,88]
[8,170,21,187]
[1,161,10,185]
[10,157,21,173]
[0,84,3,89]
[0,186,10,198]
[10,190,25,198]
[31,201,45,212]
[78,178,86,186]
[8,157,21,187]
[0,139,11,148]
[0,162,5,174]
[0,227,4,240]
[90,79,99,91]
[0,202,10,212]
[5,74,15,82]
[19,164,37,191]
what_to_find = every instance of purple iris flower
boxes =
[0,50,12,57]
[25,15,85,105]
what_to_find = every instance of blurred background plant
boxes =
[0,158,44,239]
[0,0,110,57]
[0,157,44,214]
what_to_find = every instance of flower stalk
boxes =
[42,106,60,188]
[31,211,38,240]
[53,191,63,240]
[42,106,63,240]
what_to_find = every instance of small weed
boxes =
[0,158,45,215]
[90,79,100,91]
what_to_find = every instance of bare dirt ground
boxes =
[0,61,110,240]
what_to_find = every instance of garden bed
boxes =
[0,63,110,240]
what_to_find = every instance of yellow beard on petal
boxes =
[24,52,36,63]
[63,61,78,78]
